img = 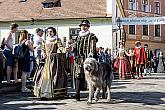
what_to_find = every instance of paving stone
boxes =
[0,73,165,110]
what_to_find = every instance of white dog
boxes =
[83,57,113,104]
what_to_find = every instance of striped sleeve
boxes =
[56,38,66,53]
[42,40,46,53]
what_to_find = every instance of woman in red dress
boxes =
[114,43,132,80]
[128,48,136,79]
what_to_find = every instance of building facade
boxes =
[0,19,112,49]
[123,0,165,54]
[112,0,126,56]
[0,0,113,49]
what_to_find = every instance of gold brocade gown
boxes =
[33,38,67,99]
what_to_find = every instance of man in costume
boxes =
[144,44,153,75]
[73,19,98,101]
[134,41,146,79]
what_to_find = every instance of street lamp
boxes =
[116,17,126,46]
[122,30,126,46]
[116,17,122,41]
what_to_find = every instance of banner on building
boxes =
[120,16,165,25]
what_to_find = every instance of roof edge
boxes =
[0,16,112,22]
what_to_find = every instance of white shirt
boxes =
[4,32,16,51]
[34,36,43,51]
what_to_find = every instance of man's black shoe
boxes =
[76,98,80,101]
[71,95,80,101]
[0,84,3,89]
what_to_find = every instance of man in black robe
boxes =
[73,19,98,101]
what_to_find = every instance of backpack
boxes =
[14,44,26,59]
[0,38,5,50]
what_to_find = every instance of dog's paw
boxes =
[94,97,99,102]
[87,101,92,105]
[107,99,111,103]
[94,98,99,102]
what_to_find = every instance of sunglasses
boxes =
[48,31,53,32]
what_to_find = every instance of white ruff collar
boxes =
[46,35,58,42]
[79,30,90,37]
[135,46,141,49]
[119,48,124,51]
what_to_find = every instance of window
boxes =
[142,25,148,36]
[128,0,137,10]
[155,25,160,37]
[142,0,148,4]
[43,3,53,8]
[42,0,61,8]
[155,2,160,14]
[19,0,27,2]
[129,0,135,2]
[141,0,150,12]
[69,28,80,41]
[129,25,135,34]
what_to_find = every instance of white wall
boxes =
[1,29,9,39]
[0,24,113,49]
[0,28,37,42]
[112,0,124,55]
[57,26,69,38]
[58,25,113,49]
[90,25,112,49]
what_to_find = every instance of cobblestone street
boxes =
[0,73,165,110]
[1,0,165,110]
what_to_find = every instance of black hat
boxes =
[79,19,90,27]
[135,41,141,46]
[144,44,148,47]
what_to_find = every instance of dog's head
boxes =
[83,58,98,76]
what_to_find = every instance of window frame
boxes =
[43,3,54,8]
[129,0,135,2]
[142,25,148,36]
[155,2,160,14]
[69,28,81,41]
[142,0,148,4]
[155,24,161,37]
[19,0,27,2]
[128,0,137,10]
[129,25,136,35]
[42,0,61,8]
[141,0,150,12]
